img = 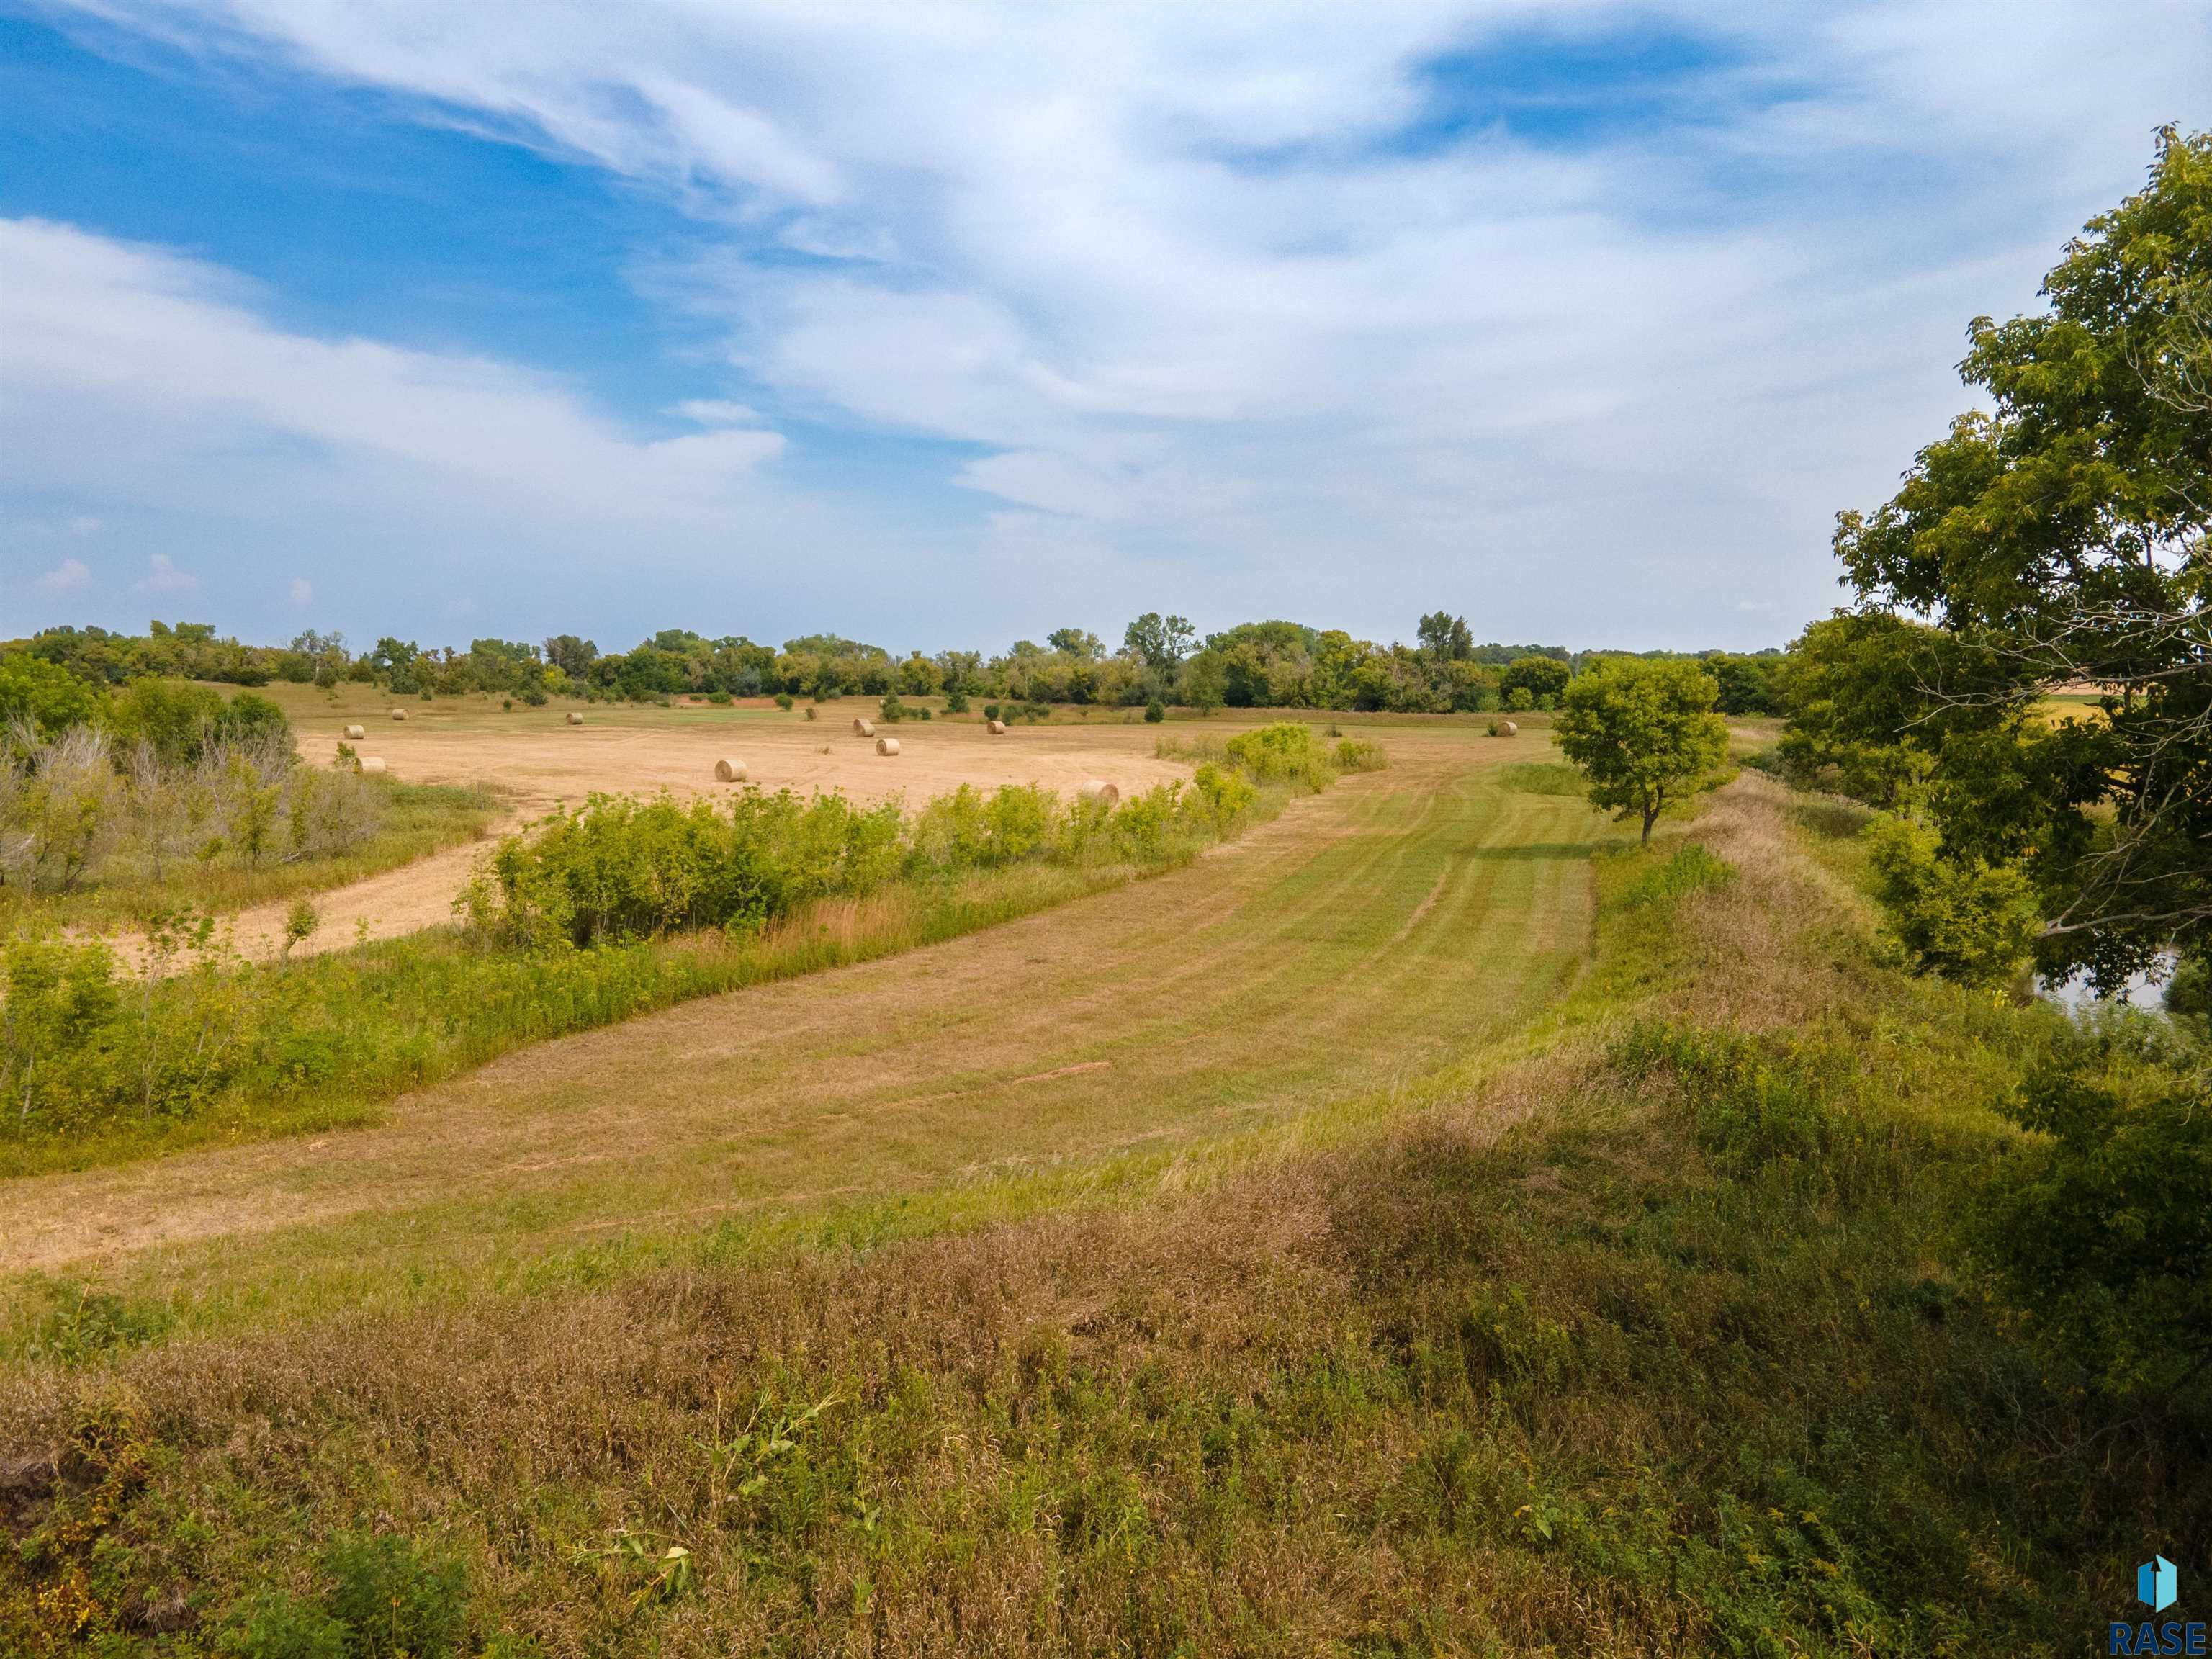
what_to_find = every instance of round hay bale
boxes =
[1079,779,1120,806]
[986,718,1007,734]
[567,711,585,726]
[390,708,408,722]
[359,756,387,775]
[1499,719,1518,737]
[853,718,876,738]
[876,737,900,755]
[714,757,748,782]
[343,724,366,741]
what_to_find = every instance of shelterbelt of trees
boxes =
[4,611,1786,721]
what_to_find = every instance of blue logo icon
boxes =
[2139,1556,2179,1614]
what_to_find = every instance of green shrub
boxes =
[1190,763,1256,829]
[1966,1024,2212,1406]
[1333,737,1387,772]
[775,693,795,711]
[0,654,101,747]
[1864,817,2038,987]
[1144,698,1165,724]
[1223,721,1330,791]
[982,703,1002,721]
[707,691,732,706]
[467,790,905,948]
[323,1533,469,1659]
[879,693,907,724]
[945,688,969,714]
[226,1591,348,1659]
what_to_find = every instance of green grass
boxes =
[1,779,497,932]
[1496,759,1586,796]
[1,772,2190,1654]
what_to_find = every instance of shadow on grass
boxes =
[1468,840,1607,862]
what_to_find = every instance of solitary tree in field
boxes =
[1555,658,1729,842]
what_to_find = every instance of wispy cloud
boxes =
[135,553,199,593]
[37,557,92,592]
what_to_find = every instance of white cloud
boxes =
[135,553,199,593]
[1,216,855,642]
[675,399,765,427]
[15,3,2212,648]
[66,514,101,536]
[37,557,92,592]
[290,577,313,607]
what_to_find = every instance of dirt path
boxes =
[0,730,1613,1310]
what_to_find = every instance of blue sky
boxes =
[5,1,2210,657]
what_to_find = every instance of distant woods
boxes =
[9,613,1787,720]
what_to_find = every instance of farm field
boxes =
[171,686,1201,961]
[274,683,1193,814]
[1,719,1611,1334]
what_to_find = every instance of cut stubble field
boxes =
[190,687,1196,961]
[1,722,1618,1336]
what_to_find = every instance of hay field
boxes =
[1,719,1617,1331]
[276,685,1190,813]
[200,687,1196,959]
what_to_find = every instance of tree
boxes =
[1122,613,1195,682]
[1416,611,1473,663]
[1181,650,1226,714]
[1555,658,1730,842]
[933,649,982,697]
[1046,628,1104,660]
[1774,615,1939,808]
[1702,652,1783,716]
[544,635,598,678]
[0,655,101,748]
[1825,127,2212,989]
[1500,655,1571,706]
[368,637,421,675]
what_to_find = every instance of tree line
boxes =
[7,611,1784,721]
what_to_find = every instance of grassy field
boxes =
[1,722,1610,1335]
[3,721,2182,1654]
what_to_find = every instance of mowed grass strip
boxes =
[0,729,1619,1341]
